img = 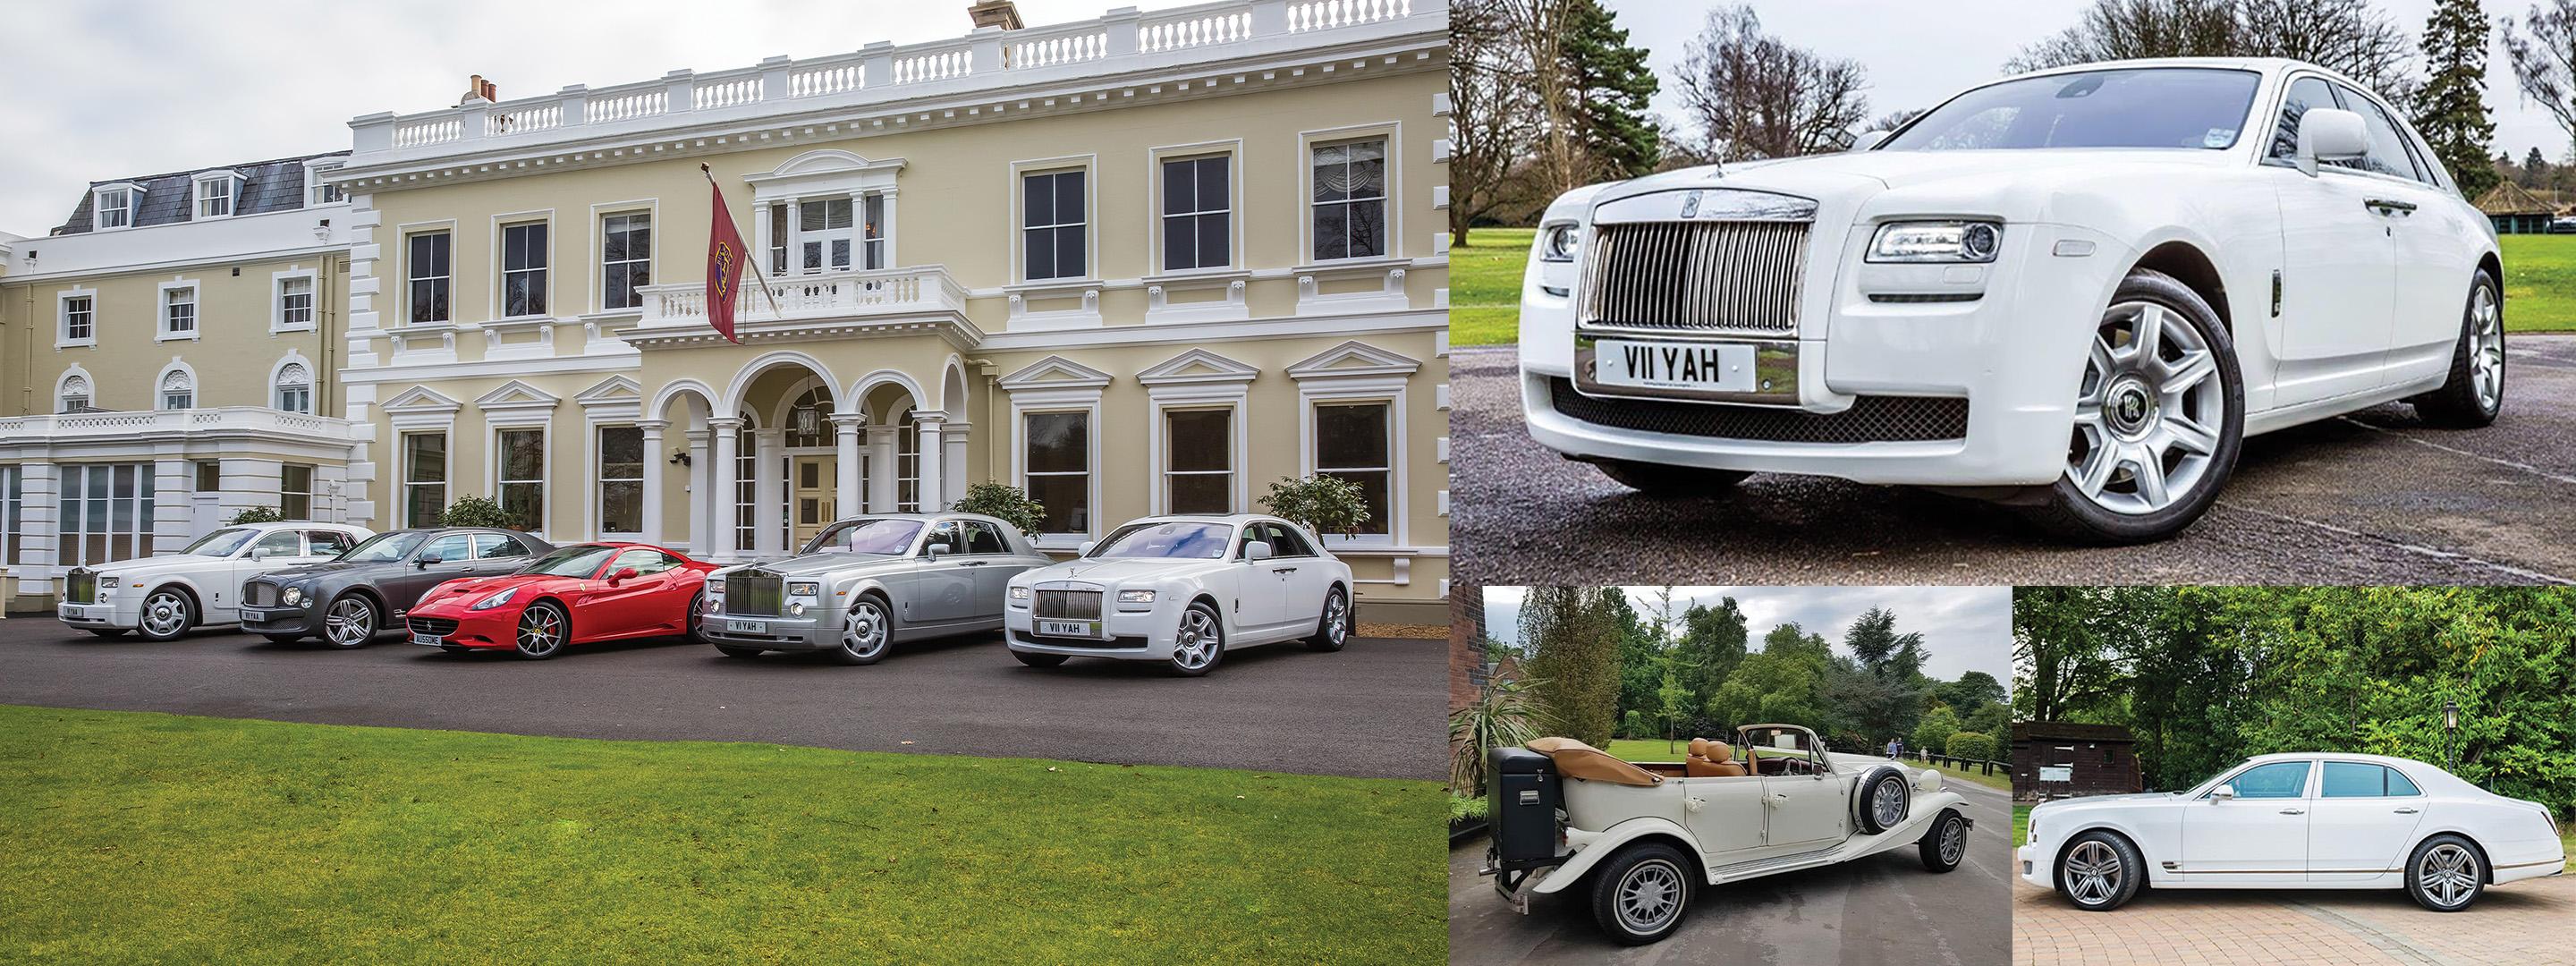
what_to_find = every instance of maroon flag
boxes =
[702,171,752,343]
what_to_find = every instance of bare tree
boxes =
[2012,0,2411,97]
[2506,1,2576,157]
[1449,0,1541,246]
[2009,0,2240,72]
[1674,5,1869,161]
[1482,0,1586,197]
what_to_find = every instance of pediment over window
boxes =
[998,355,1114,391]
[474,379,562,411]
[573,374,644,405]
[1286,340,1420,379]
[1137,348,1258,386]
[383,385,462,414]
[743,149,907,200]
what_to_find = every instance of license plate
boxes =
[412,631,445,647]
[1591,339,1758,393]
[1036,619,1099,639]
[59,606,86,619]
[726,619,768,634]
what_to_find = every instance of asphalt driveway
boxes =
[0,619,1442,780]
[1448,777,2012,965]
[2013,850,2576,965]
[1454,335,2576,584]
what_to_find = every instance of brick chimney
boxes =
[458,74,498,106]
[967,1,1023,30]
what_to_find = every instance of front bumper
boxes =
[1003,601,1174,658]
[238,602,322,637]
[56,599,139,631]
[2019,826,2063,890]
[699,607,835,650]
[402,603,518,649]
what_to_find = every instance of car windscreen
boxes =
[1881,68,2261,151]
[338,530,428,564]
[182,528,259,556]
[519,545,617,578]
[1090,521,1233,559]
[804,519,924,555]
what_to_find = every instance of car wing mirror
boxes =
[2295,107,2368,177]
[610,566,639,584]
[1243,540,1274,563]
[250,547,272,560]
[1076,540,1097,557]
[2211,784,2237,800]
[925,541,952,559]
[1849,129,1890,152]
[415,555,440,568]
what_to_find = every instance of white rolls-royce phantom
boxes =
[56,521,373,641]
[2022,752,2565,911]
[1520,58,2504,542]
[1003,514,1353,676]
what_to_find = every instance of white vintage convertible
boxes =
[1482,725,1972,945]
[2022,752,2566,911]
[1520,58,2503,542]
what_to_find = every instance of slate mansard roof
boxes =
[53,150,350,235]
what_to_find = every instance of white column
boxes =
[752,428,784,555]
[152,457,193,552]
[752,202,774,275]
[638,419,667,545]
[832,414,864,521]
[708,419,741,561]
[914,416,945,513]
[684,428,712,555]
[940,420,970,509]
[782,195,801,275]
[21,462,60,582]
[866,424,899,513]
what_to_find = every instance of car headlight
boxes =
[787,581,820,597]
[281,586,303,606]
[1868,220,2002,263]
[1117,589,1157,604]
[469,588,518,611]
[1009,586,1031,600]
[1539,223,1582,263]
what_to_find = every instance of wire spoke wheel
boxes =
[1873,775,1908,828]
[1174,608,1220,672]
[2066,301,2224,515]
[516,606,564,657]
[2065,841,2123,906]
[1939,818,1965,866]
[1614,858,1684,935]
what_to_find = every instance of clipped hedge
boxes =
[1945,731,1996,763]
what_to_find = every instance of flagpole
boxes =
[704,163,786,318]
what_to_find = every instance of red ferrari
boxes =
[405,542,715,659]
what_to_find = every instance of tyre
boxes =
[2404,834,2486,911]
[1596,460,1750,498]
[87,629,131,639]
[2411,270,2504,428]
[1854,765,1911,835]
[1013,649,1069,668]
[1588,842,1693,945]
[829,595,892,665]
[1918,808,1967,873]
[2055,829,2144,911]
[135,587,195,642]
[714,645,765,659]
[259,633,302,646]
[684,591,706,642]
[1168,602,1224,676]
[321,594,380,648]
[1304,587,1351,651]
[513,602,568,660]
[2023,268,2243,544]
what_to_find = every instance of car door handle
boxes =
[1272,567,1298,573]
[2278,808,2305,815]
[2394,807,2419,814]
[2365,198,2418,214]
[958,561,989,567]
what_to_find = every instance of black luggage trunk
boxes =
[1488,746,1567,870]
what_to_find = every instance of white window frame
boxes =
[156,364,196,411]
[597,424,647,538]
[1008,156,1096,284]
[57,289,97,348]
[792,197,859,275]
[91,184,140,231]
[492,426,547,535]
[494,214,553,320]
[1306,396,1398,545]
[1298,122,1402,266]
[272,267,318,333]
[402,224,457,326]
[280,464,316,520]
[271,356,315,414]
[1159,405,1239,515]
[55,462,157,567]
[1150,142,1241,275]
[55,367,93,413]
[1018,408,1094,546]
[192,171,242,220]
[303,159,347,208]
[402,430,452,530]
[157,280,200,342]
[597,206,655,312]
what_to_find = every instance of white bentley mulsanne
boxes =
[1521,58,2504,542]
[1481,726,1974,945]
[56,521,374,641]
[1003,514,1353,676]
[2022,752,2565,911]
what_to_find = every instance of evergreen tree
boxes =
[1519,587,1627,748]
[2525,146,2552,188]
[1668,598,1750,733]
[2415,0,2500,198]
[1560,0,1662,179]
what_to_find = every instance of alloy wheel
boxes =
[140,591,190,639]
[2469,284,2503,411]
[2064,841,2123,906]
[1174,608,1220,671]
[1938,818,1965,866]
[324,598,375,647]
[842,601,886,659]
[2418,843,2479,908]
[2066,301,2224,515]
[1614,858,1684,936]
[517,606,564,657]
[1325,592,1349,644]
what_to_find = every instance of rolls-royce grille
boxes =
[1582,221,1809,335]
[726,573,784,617]
[1549,377,1969,444]
[64,570,97,605]
[1035,589,1103,620]
[408,617,459,638]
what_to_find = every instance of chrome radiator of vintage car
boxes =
[725,572,784,617]
[1580,221,1809,335]
[1034,589,1103,620]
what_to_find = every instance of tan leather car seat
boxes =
[1704,740,1750,777]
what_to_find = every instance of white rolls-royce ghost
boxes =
[56,521,373,641]
[1004,514,1354,676]
[2021,753,2565,911]
[1520,58,2504,542]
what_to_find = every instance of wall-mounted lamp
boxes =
[792,405,821,436]
[669,451,691,467]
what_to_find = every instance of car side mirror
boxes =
[926,541,952,559]
[1076,540,1097,557]
[610,566,639,584]
[415,555,439,568]
[2211,784,2237,800]
[251,547,273,561]
[2295,107,2368,177]
[1850,129,1890,152]
[1243,540,1274,563]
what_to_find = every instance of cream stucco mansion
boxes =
[0,0,1450,620]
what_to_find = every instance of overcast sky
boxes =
[0,0,1207,233]
[1610,0,2569,165]
[1479,585,2013,687]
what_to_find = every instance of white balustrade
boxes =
[693,72,764,110]
[636,266,969,329]
[1141,10,1252,51]
[894,47,971,85]
[792,61,862,97]
[0,407,356,441]
[587,85,668,123]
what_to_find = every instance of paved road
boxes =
[1448,777,2012,965]
[1454,335,2576,585]
[0,619,1442,780]
[2015,850,2576,965]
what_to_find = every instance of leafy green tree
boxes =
[1520,587,1625,748]
[1560,0,1661,179]
[1258,475,1372,539]
[2414,0,2500,198]
[229,506,286,525]
[1668,598,1750,733]
[437,496,514,530]
[1842,607,1929,746]
[1937,671,2008,712]
[1655,671,1692,753]
[1963,701,2013,744]
[1706,623,1832,734]
[1610,593,1665,726]
[1913,705,1962,758]
[949,481,1044,535]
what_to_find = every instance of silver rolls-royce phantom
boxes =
[699,513,1054,665]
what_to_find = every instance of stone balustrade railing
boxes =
[631,264,970,329]
[0,407,356,441]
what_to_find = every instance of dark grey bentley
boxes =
[238,528,555,647]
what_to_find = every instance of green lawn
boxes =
[1449,228,2576,346]
[0,705,1442,964]
[2014,803,2030,848]
[1601,738,2009,792]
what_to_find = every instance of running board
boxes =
[1708,847,1842,882]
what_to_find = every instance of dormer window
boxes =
[304,159,346,207]
[91,184,140,230]
[192,171,243,219]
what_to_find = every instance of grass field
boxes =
[1450,228,2576,346]
[0,705,1442,963]
[1601,738,2010,792]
